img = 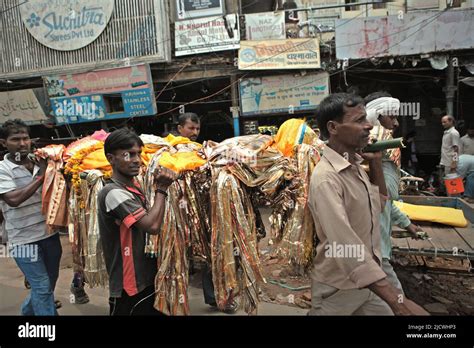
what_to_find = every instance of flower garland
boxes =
[64,142,111,208]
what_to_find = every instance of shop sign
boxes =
[20,0,114,51]
[239,39,320,70]
[239,72,329,116]
[176,0,224,20]
[45,64,157,124]
[245,12,285,40]
[0,89,50,125]
[175,15,240,56]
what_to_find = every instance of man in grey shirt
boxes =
[460,125,474,156]
[440,115,460,177]
[457,154,474,202]
[0,119,62,316]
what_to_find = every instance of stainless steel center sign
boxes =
[20,0,114,51]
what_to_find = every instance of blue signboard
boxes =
[46,64,157,124]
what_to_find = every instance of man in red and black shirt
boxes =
[98,128,175,315]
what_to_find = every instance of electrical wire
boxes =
[2,4,453,127]
[151,8,450,118]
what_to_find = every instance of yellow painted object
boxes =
[393,201,468,228]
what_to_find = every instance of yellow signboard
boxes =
[238,39,320,70]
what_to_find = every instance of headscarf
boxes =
[366,97,401,167]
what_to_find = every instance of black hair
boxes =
[0,119,30,140]
[104,128,144,155]
[178,112,200,127]
[316,93,364,140]
[364,91,392,105]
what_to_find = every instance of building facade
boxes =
[0,0,473,158]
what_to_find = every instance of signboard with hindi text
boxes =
[239,72,329,116]
[239,39,320,70]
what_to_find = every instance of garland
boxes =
[64,142,111,208]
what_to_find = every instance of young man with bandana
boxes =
[364,92,424,292]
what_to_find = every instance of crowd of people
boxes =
[0,92,471,316]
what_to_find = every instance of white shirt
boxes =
[440,127,460,166]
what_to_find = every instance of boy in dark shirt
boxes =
[98,128,176,315]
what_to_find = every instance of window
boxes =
[449,0,463,7]
[103,95,124,114]
[345,0,360,11]
[373,0,387,9]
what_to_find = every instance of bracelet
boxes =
[155,188,168,197]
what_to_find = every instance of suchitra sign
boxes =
[20,0,114,51]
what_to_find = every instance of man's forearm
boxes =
[135,191,167,234]
[368,158,387,195]
[368,278,401,310]
[369,278,430,315]
[0,176,43,207]
[151,191,167,234]
[368,158,388,209]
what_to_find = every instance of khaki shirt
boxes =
[440,127,460,166]
[308,146,387,290]
[460,135,474,156]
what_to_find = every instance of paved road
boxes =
[0,234,306,316]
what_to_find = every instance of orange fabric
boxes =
[78,148,111,172]
[158,152,207,173]
[64,137,102,162]
[273,119,317,157]
[164,134,202,148]
[141,144,163,167]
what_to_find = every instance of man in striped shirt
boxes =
[0,119,62,316]
[98,128,176,315]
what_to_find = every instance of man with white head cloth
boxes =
[364,92,424,293]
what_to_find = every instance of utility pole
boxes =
[230,74,240,137]
[445,57,457,117]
